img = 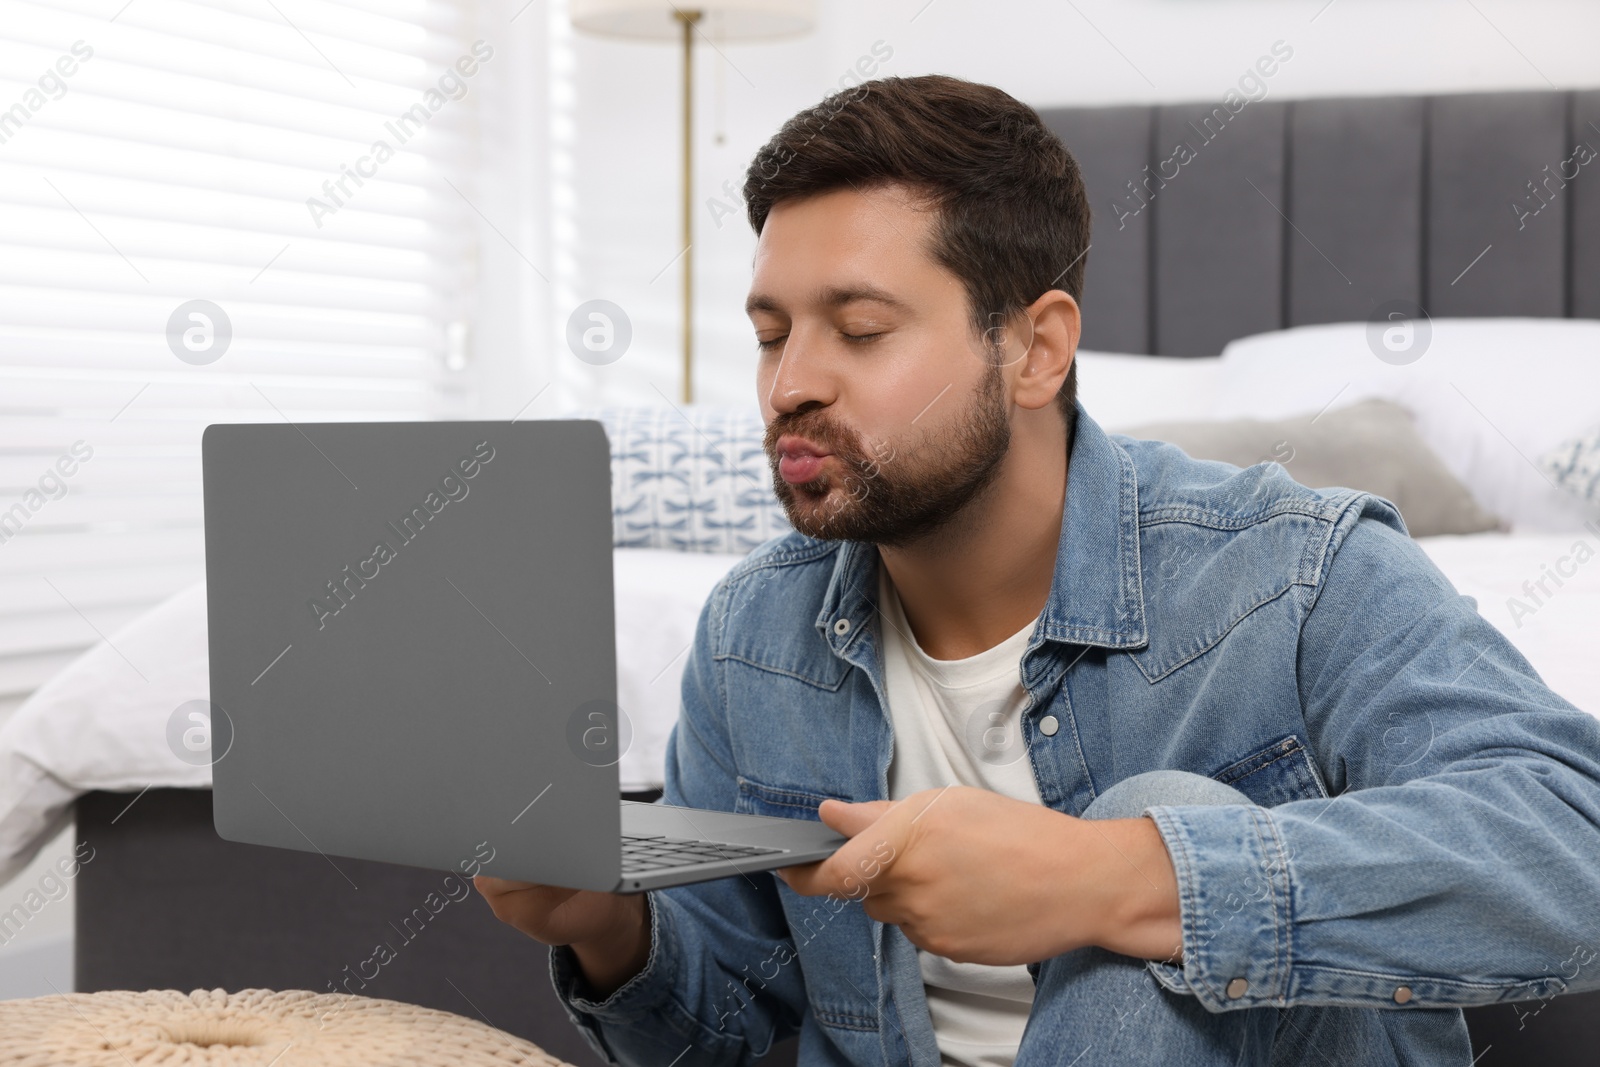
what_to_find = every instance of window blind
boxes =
[0,0,482,709]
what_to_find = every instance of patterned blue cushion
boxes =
[569,406,791,554]
[1541,425,1600,507]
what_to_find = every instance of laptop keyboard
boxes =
[621,833,788,874]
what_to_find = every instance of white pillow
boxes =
[1073,349,1223,432]
[566,406,790,554]
[1213,319,1600,532]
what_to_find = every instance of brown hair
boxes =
[743,74,1089,430]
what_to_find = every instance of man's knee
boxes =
[1081,770,1253,821]
[1020,946,1278,1066]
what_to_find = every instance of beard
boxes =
[763,367,1012,547]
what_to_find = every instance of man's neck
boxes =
[877,412,1069,660]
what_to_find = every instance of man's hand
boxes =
[777,787,1183,967]
[473,877,649,998]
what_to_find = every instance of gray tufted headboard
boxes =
[1038,90,1600,357]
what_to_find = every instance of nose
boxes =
[764,325,837,417]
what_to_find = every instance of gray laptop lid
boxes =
[203,421,623,891]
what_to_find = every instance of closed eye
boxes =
[757,330,883,352]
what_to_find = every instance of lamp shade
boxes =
[570,0,815,40]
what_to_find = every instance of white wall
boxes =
[546,0,1600,411]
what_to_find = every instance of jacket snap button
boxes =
[1226,977,1249,999]
[1393,985,1413,1005]
[833,618,851,636]
[1038,715,1060,737]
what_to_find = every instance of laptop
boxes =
[202,420,846,893]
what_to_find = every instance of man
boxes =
[477,76,1600,1066]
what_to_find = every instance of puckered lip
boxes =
[774,434,834,459]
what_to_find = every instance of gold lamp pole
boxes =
[676,9,700,403]
[569,1,815,406]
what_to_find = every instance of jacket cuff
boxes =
[550,891,676,1023]
[1142,804,1294,1012]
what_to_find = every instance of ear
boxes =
[1010,290,1080,412]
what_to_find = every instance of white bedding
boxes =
[1417,531,1600,721]
[1082,320,1600,535]
[0,549,745,887]
[1210,319,1600,534]
[3,530,1597,890]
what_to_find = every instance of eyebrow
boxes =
[745,284,912,317]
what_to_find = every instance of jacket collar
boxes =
[815,403,1149,655]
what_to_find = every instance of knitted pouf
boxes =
[0,988,576,1066]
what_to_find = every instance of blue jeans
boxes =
[1015,771,1469,1066]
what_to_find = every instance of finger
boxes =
[818,798,894,837]
[774,860,822,893]
[776,801,891,896]
[784,818,909,899]
[474,874,546,891]
[780,856,883,900]
[474,876,562,902]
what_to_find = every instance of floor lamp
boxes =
[570,0,815,402]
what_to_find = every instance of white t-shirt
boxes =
[877,567,1044,1067]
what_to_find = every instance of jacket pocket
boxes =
[1214,735,1329,807]
[734,776,843,821]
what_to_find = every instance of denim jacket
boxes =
[551,406,1600,1067]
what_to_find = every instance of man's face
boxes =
[747,184,1013,547]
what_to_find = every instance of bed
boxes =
[3,86,1599,1065]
